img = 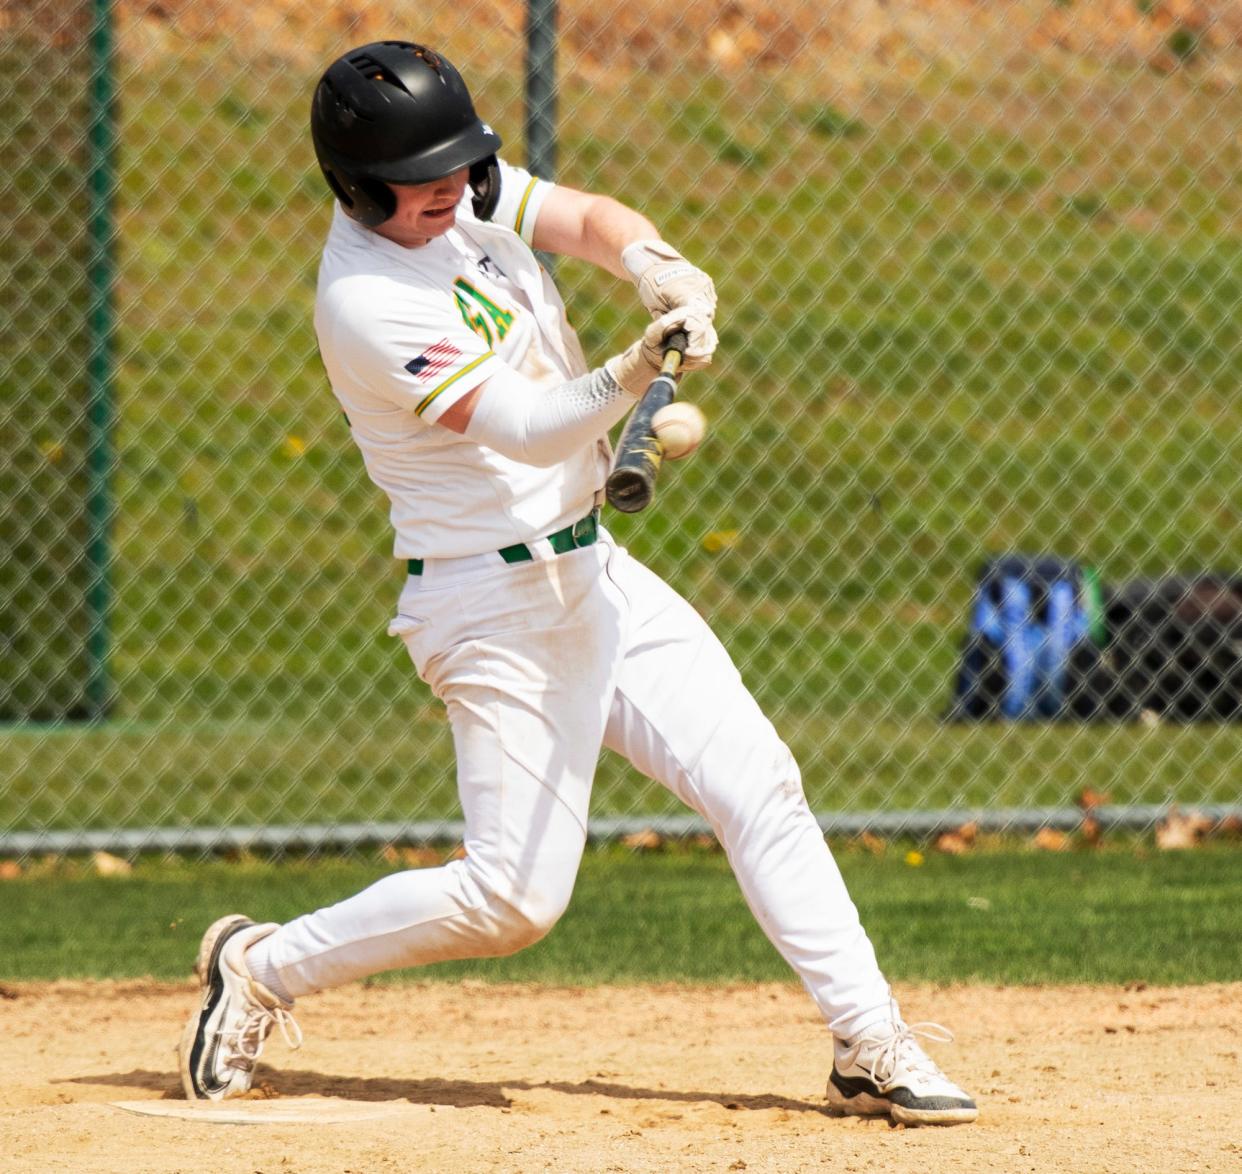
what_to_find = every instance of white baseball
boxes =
[652,401,706,460]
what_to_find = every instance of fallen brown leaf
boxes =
[23,854,64,878]
[1032,827,1071,852]
[622,828,663,851]
[858,831,886,856]
[1155,808,1212,851]
[1078,788,1111,812]
[92,851,133,877]
[934,831,972,855]
[1213,815,1242,840]
[381,844,443,867]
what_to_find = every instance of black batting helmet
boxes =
[310,41,502,228]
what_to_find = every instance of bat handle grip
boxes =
[660,330,688,376]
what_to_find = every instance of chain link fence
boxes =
[4,0,1242,854]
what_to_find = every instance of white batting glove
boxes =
[605,307,717,397]
[622,240,718,320]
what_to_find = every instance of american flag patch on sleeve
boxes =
[404,339,461,382]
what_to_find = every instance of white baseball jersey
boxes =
[314,160,607,558]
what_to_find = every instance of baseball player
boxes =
[178,40,977,1126]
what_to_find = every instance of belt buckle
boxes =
[571,510,598,547]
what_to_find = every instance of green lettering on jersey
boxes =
[454,288,493,345]
[453,278,514,346]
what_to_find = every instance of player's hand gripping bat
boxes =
[604,330,688,514]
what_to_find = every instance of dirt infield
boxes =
[1,980,1237,1173]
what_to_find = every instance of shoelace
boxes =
[862,1021,954,1088]
[221,1000,303,1073]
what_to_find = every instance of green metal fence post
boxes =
[525,0,557,272]
[84,0,117,718]
[524,0,558,180]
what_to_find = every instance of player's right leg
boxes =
[599,543,977,1125]
[825,1020,978,1125]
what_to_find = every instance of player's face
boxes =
[377,167,471,247]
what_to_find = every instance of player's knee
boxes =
[720,730,798,785]
[487,884,571,954]
[489,904,556,955]
[467,857,577,955]
[697,738,807,827]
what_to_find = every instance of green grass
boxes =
[5,57,1242,828]
[2,844,1238,985]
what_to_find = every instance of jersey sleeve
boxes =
[329,279,503,423]
[488,159,555,247]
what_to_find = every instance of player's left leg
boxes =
[181,543,627,1100]
[599,540,977,1126]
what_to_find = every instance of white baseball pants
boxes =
[260,530,896,1039]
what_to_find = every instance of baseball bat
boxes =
[604,330,688,514]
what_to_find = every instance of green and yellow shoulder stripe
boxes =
[414,351,496,417]
[513,175,540,240]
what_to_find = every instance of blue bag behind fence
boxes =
[947,556,1106,721]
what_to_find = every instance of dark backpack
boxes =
[947,556,1106,721]
[1104,576,1242,721]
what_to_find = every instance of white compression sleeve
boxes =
[463,364,637,467]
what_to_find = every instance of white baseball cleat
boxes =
[826,1019,978,1126]
[178,914,302,1101]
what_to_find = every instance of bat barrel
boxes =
[604,330,688,514]
[605,372,678,512]
[605,464,657,514]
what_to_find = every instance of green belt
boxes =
[407,510,599,577]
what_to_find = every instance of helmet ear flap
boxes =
[352,176,397,227]
[321,166,396,228]
[469,156,500,221]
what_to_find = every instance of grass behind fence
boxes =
[5,61,1242,829]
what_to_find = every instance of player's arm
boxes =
[531,185,717,320]
[530,186,658,280]
[331,278,707,466]
[438,307,713,464]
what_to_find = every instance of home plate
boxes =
[111,1097,420,1125]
